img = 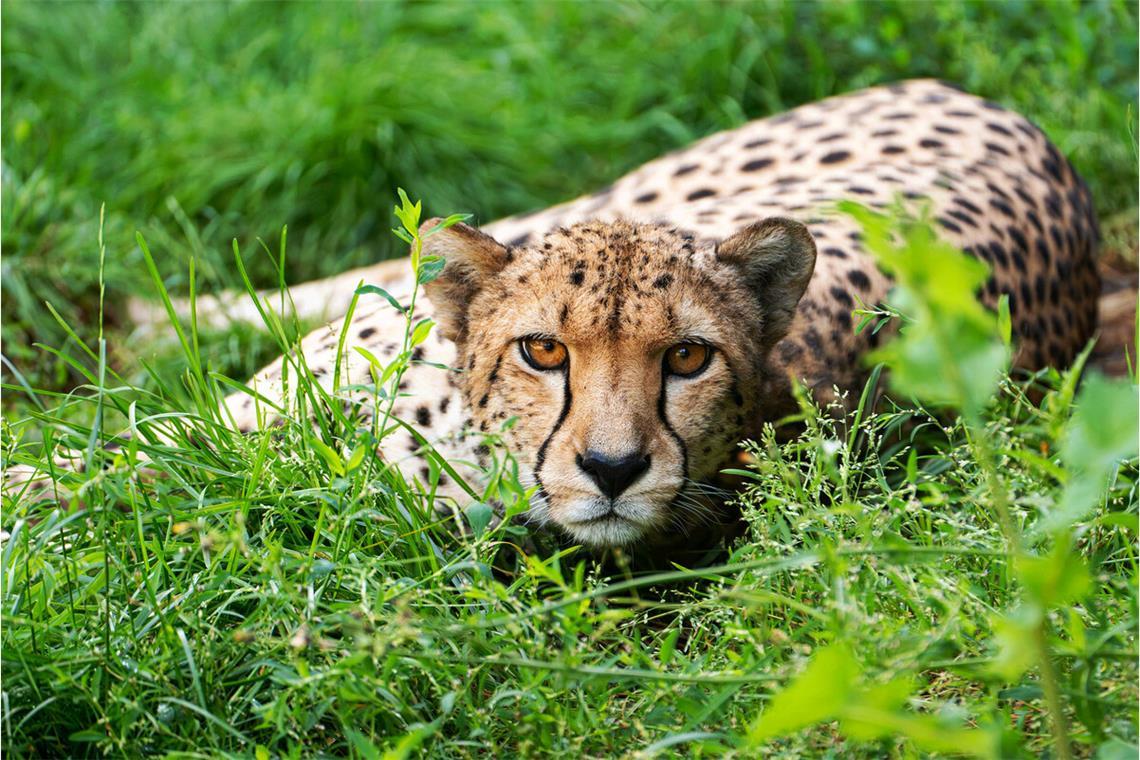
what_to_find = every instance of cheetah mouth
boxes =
[567,511,631,527]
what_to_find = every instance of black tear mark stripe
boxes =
[657,359,688,484]
[533,367,574,505]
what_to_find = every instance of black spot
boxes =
[989,198,1015,219]
[741,158,773,172]
[508,233,530,247]
[989,243,1007,270]
[439,397,451,413]
[936,217,962,234]
[744,138,772,148]
[635,191,659,204]
[820,150,851,164]
[1014,186,1036,209]
[1008,226,1029,256]
[569,270,585,286]
[823,247,848,259]
[829,286,853,307]
[846,270,871,291]
[953,197,983,215]
[919,138,944,149]
[933,124,961,135]
[986,181,1011,201]
[846,186,874,196]
[884,112,915,120]
[947,209,977,228]
[687,188,717,201]
[415,406,432,427]
[881,145,905,155]
[819,132,845,142]
[984,141,1011,156]
[1025,210,1043,235]
[1044,193,1063,220]
[478,394,489,408]
[778,342,803,362]
[412,346,425,361]
[559,303,570,324]
[985,122,1014,138]
[674,164,700,177]
[653,273,674,289]
[871,128,899,138]
[358,327,377,339]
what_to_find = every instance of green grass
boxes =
[2,197,1137,759]
[2,1,1138,757]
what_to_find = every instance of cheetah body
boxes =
[216,80,1098,546]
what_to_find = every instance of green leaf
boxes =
[659,627,681,666]
[1062,372,1138,474]
[747,643,858,743]
[345,444,367,472]
[345,728,382,760]
[1014,537,1092,610]
[310,438,346,477]
[1046,373,1140,531]
[990,607,1042,681]
[411,318,435,347]
[843,202,1009,417]
[1098,512,1139,533]
[417,257,446,284]
[356,284,407,313]
[1095,738,1140,760]
[839,707,995,757]
[464,501,493,537]
[997,294,1012,348]
[425,213,473,236]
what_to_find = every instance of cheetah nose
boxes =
[576,450,651,500]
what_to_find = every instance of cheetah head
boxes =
[422,217,816,547]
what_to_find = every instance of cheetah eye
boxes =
[519,337,568,371]
[664,342,712,378]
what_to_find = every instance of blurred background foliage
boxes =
[2,0,1137,390]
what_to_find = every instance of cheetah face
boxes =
[422,217,815,547]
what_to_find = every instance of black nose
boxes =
[576,450,651,500]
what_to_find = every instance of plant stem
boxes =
[1035,621,1072,760]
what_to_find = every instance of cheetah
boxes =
[37,81,1109,548]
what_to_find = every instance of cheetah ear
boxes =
[419,219,511,341]
[716,218,817,344]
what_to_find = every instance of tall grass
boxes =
[2,196,1136,756]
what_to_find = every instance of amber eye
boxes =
[520,337,568,371]
[664,342,712,377]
